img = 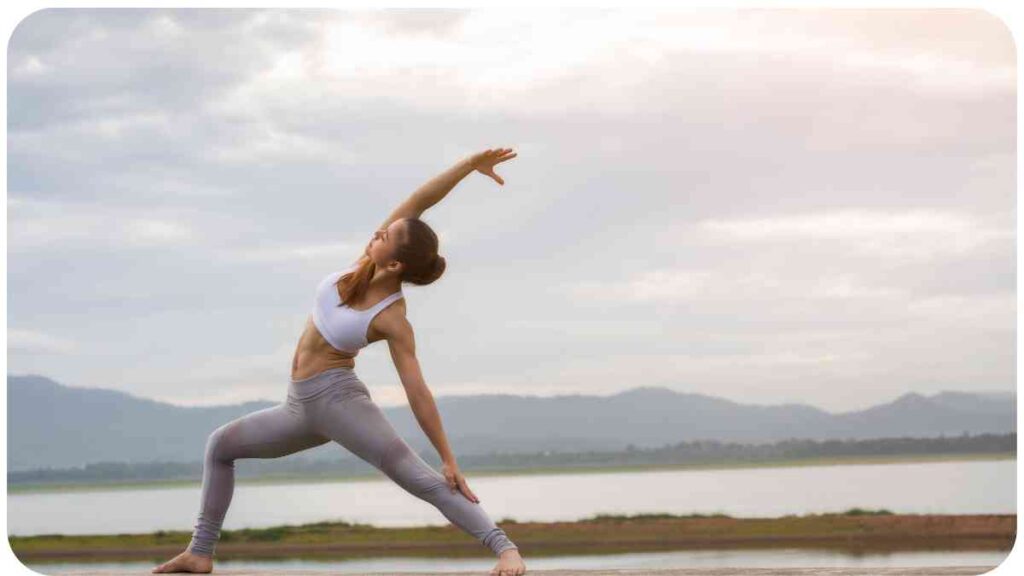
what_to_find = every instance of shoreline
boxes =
[9,512,1016,563]
[7,452,1014,494]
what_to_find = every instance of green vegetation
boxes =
[9,510,1012,564]
[834,507,894,516]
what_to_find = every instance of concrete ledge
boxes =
[45,566,999,575]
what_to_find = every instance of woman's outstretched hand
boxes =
[469,147,517,186]
[442,460,480,503]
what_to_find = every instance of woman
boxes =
[152,148,526,576]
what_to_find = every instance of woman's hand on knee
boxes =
[442,460,480,503]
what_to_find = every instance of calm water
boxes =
[24,549,1009,574]
[6,458,1015,537]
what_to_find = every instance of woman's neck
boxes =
[369,268,402,293]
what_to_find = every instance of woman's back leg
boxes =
[187,402,328,558]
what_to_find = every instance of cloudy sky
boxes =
[6,8,1016,411]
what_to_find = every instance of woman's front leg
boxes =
[312,390,520,557]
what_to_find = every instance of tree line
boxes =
[9,432,1014,487]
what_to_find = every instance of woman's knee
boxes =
[204,423,237,463]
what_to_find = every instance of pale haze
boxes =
[6,8,1016,411]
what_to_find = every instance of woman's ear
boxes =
[387,260,405,275]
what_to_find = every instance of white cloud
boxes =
[10,54,48,77]
[562,269,716,302]
[151,180,239,199]
[149,341,297,406]
[8,196,203,252]
[81,112,173,141]
[306,9,1013,115]
[8,330,79,354]
[123,218,195,246]
[206,124,352,164]
[809,274,906,300]
[693,209,1014,260]
[7,9,1013,411]
[842,51,1014,95]
[557,267,908,305]
[146,13,184,38]
[232,241,363,263]
[905,292,1016,324]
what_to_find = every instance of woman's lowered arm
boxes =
[379,309,482,504]
[376,147,517,232]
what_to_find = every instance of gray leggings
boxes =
[187,367,517,558]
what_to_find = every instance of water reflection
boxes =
[26,548,1008,575]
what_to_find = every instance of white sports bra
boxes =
[311,265,404,354]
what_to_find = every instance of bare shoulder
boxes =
[372,298,413,342]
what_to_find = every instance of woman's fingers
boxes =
[479,166,504,186]
[473,148,514,186]
[477,148,516,164]
[458,476,480,503]
[484,147,515,159]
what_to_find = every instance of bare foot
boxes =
[490,547,526,576]
[151,549,213,573]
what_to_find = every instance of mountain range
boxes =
[6,374,1015,471]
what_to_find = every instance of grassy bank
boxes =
[9,510,1016,564]
[7,451,1014,494]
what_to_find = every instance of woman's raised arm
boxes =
[376,148,517,232]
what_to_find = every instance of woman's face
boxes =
[365,220,404,268]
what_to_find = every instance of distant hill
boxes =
[6,374,1015,471]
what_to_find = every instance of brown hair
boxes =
[335,217,446,307]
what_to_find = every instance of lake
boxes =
[6,458,1014,537]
